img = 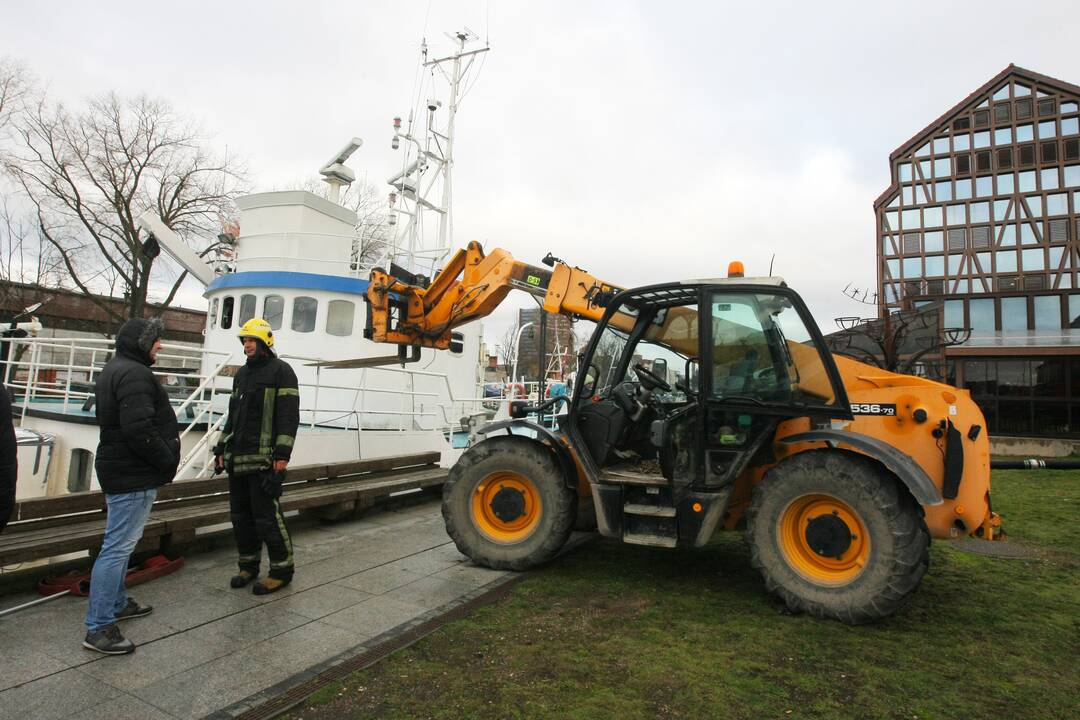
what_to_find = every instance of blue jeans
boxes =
[85,488,157,632]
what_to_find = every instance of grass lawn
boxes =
[290,470,1080,720]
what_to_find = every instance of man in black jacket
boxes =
[0,380,16,533]
[84,317,179,655]
[213,318,300,595]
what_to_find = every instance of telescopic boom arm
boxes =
[364,241,623,349]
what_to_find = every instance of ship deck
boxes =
[0,499,517,719]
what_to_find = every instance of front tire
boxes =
[746,450,930,624]
[443,436,577,571]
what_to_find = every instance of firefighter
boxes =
[213,318,300,594]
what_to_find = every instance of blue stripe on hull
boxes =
[205,271,371,297]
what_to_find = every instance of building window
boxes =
[902,233,921,254]
[1038,98,1057,117]
[291,296,318,333]
[1001,296,1028,331]
[953,116,971,131]
[264,295,284,330]
[1069,295,1080,327]
[997,250,1018,273]
[1042,140,1058,163]
[325,300,355,337]
[997,147,1013,169]
[1016,98,1033,119]
[221,296,234,330]
[1034,295,1061,329]
[1023,275,1047,291]
[239,294,256,325]
[1039,120,1057,139]
[1019,144,1036,166]
[1049,219,1069,242]
[925,230,944,252]
[971,226,991,248]
[998,276,1019,291]
[954,133,971,151]
[969,299,995,332]
[956,154,971,175]
[1066,139,1080,161]
[974,109,990,128]
[994,103,1011,123]
[1063,117,1079,136]
[948,228,967,251]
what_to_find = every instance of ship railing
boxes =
[278,354,492,434]
[0,336,229,428]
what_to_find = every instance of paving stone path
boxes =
[0,499,511,719]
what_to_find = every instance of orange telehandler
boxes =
[364,242,1002,624]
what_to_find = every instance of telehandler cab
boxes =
[364,242,1001,624]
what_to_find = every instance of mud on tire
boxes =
[443,436,577,571]
[746,450,930,624]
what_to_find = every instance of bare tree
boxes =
[0,57,30,130]
[0,194,64,288]
[2,92,245,321]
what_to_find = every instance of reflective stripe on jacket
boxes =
[213,354,300,474]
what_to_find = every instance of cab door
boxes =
[702,286,852,487]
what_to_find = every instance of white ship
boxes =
[2,31,491,499]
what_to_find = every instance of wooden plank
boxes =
[0,459,447,565]
[325,452,440,479]
[0,520,168,565]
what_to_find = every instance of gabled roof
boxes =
[873,64,1080,209]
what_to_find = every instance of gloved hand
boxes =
[214,455,225,475]
[261,469,286,498]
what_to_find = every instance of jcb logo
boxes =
[851,403,896,416]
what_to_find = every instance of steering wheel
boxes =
[633,363,672,392]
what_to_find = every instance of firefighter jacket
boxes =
[214,353,300,475]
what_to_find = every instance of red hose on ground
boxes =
[37,554,185,597]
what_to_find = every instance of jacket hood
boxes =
[116,317,165,365]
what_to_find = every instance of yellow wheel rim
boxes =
[471,471,542,543]
[778,494,870,586]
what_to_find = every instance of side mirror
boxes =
[583,363,600,397]
[685,357,699,392]
[651,358,668,384]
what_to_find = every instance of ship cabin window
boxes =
[292,296,318,333]
[67,448,93,493]
[239,294,257,325]
[221,296,235,329]
[264,295,284,330]
[209,298,219,329]
[326,300,355,337]
[450,331,465,356]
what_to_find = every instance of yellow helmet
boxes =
[237,318,274,348]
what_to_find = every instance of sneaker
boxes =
[230,570,258,589]
[83,624,135,655]
[115,598,153,621]
[252,576,291,595]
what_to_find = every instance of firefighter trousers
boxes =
[228,471,294,580]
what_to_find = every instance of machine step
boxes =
[623,532,678,548]
[623,503,676,517]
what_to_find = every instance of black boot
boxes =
[252,576,291,595]
[230,570,258,589]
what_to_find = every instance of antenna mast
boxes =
[388,29,489,273]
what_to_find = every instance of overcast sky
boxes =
[3,0,1078,351]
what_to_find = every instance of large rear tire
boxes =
[746,450,930,624]
[443,436,577,571]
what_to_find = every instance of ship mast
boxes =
[387,29,488,275]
